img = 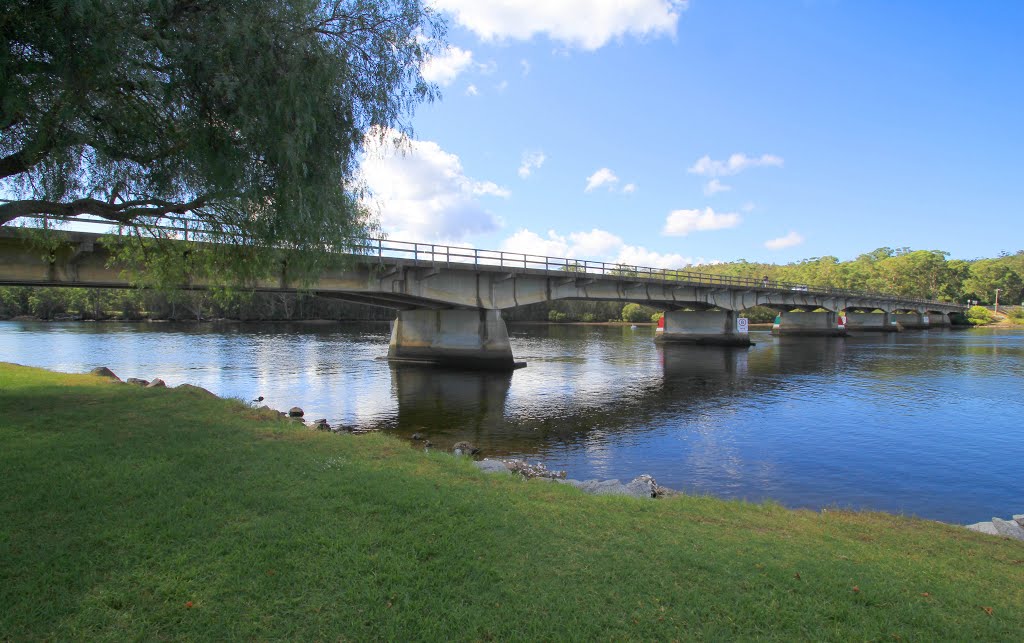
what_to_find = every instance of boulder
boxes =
[89,367,120,381]
[992,518,1024,541]
[624,474,660,498]
[452,441,480,456]
[965,521,999,535]
[288,407,304,418]
[569,479,630,496]
[175,383,217,397]
[1014,514,1024,527]
[126,377,149,387]
[146,378,167,388]
[474,459,512,475]
[312,419,331,431]
[411,432,423,441]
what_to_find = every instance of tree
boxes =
[1,0,443,280]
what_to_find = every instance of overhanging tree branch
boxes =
[0,196,212,226]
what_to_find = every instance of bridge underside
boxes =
[0,229,966,368]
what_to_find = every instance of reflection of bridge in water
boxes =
[0,224,965,369]
[376,336,855,455]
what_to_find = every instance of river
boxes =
[1,320,1021,524]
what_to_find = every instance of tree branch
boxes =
[0,196,211,226]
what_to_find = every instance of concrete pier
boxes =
[892,312,949,330]
[771,311,847,337]
[655,310,752,346]
[388,309,522,369]
[845,311,898,332]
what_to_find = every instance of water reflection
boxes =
[2,321,1023,523]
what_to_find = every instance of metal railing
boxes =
[6,214,960,308]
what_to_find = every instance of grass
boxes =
[1,363,1022,640]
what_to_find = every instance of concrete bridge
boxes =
[0,226,965,369]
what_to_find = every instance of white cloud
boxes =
[421,46,474,86]
[520,59,531,76]
[622,183,637,194]
[501,229,571,258]
[518,151,547,179]
[741,201,756,212]
[465,84,479,96]
[662,207,741,236]
[764,231,805,250]
[585,167,619,192]
[360,128,508,241]
[569,228,624,257]
[613,246,690,269]
[688,153,784,177]
[703,179,731,196]
[499,227,695,269]
[496,80,509,92]
[431,0,686,50]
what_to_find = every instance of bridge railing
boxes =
[6,214,958,308]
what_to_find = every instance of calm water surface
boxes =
[2,320,1021,524]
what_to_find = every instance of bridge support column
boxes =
[893,313,931,330]
[388,309,522,369]
[771,311,847,336]
[656,310,752,347]
[929,312,951,327]
[844,312,899,332]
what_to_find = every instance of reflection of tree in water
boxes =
[371,338,857,456]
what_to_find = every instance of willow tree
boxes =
[1,0,442,283]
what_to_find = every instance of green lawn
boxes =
[1,363,1021,640]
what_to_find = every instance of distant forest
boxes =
[2,247,1021,322]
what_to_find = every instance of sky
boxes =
[360,0,1024,268]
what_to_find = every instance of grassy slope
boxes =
[1,363,1021,640]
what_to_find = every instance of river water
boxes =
[1,320,1021,524]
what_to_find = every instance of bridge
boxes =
[0,223,965,369]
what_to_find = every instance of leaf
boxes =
[980,606,993,616]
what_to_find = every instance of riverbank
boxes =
[1,363,1021,639]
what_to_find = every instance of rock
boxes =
[411,432,423,441]
[175,383,217,397]
[965,521,999,535]
[312,419,331,431]
[504,459,566,480]
[474,459,512,475]
[423,440,433,448]
[573,479,630,496]
[452,441,480,456]
[288,407,304,418]
[625,474,660,498]
[146,378,166,388]
[1014,514,1024,527]
[89,366,120,381]
[126,377,149,386]
[992,518,1024,541]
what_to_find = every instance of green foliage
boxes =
[2,363,1023,640]
[651,311,664,323]
[1,0,443,284]
[621,303,650,322]
[965,305,994,325]
[740,306,777,324]
[547,310,567,323]
[691,247,1024,304]
[580,313,596,323]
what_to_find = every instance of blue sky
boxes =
[360,0,1024,268]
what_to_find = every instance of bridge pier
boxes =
[388,309,523,370]
[656,310,752,346]
[771,311,847,336]
[929,312,951,328]
[844,312,899,332]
